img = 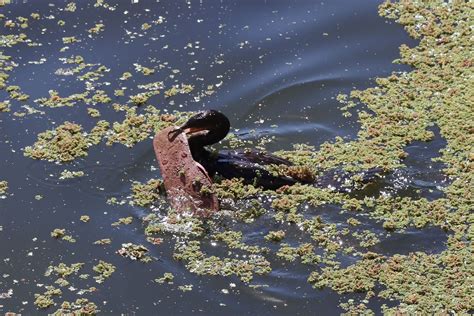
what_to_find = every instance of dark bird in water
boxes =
[172,109,381,191]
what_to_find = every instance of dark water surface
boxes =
[0,1,447,315]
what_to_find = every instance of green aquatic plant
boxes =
[154,272,174,284]
[131,178,163,207]
[0,180,7,195]
[0,101,10,112]
[93,260,116,283]
[111,216,133,226]
[117,243,153,262]
[59,169,85,180]
[24,122,90,162]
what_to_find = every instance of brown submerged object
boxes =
[153,126,219,217]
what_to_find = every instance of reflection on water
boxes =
[0,0,446,315]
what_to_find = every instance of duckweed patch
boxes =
[155,272,174,284]
[173,240,272,283]
[59,169,85,179]
[131,178,163,207]
[264,230,285,242]
[51,299,98,315]
[93,238,111,245]
[0,101,10,112]
[117,243,153,263]
[24,122,90,162]
[0,180,8,195]
[24,108,191,162]
[92,260,115,284]
[35,262,106,312]
[111,216,133,226]
[51,228,76,243]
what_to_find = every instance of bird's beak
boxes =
[183,127,208,135]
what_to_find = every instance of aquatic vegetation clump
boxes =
[24,122,90,162]
[93,238,111,245]
[88,23,104,35]
[111,216,133,226]
[0,180,8,195]
[51,299,98,316]
[117,243,153,262]
[133,63,155,76]
[264,230,285,242]
[24,109,190,162]
[0,101,10,112]
[164,83,194,98]
[35,91,90,108]
[59,169,85,180]
[6,84,29,101]
[64,2,77,12]
[92,260,116,283]
[212,178,262,200]
[105,107,190,147]
[50,228,76,243]
[295,1,474,313]
[45,262,85,278]
[155,272,174,284]
[173,240,271,283]
[131,178,164,207]
[35,262,103,312]
[34,286,62,309]
[213,230,268,254]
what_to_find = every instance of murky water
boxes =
[0,1,447,315]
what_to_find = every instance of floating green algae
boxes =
[111,216,133,226]
[50,228,66,239]
[80,215,90,223]
[93,238,111,245]
[154,272,174,284]
[0,180,7,195]
[264,230,285,242]
[117,243,153,263]
[0,101,10,112]
[105,107,190,147]
[24,122,91,162]
[50,228,76,243]
[173,240,271,283]
[130,178,164,207]
[35,261,107,312]
[87,23,105,35]
[92,260,115,284]
[59,169,85,180]
[51,299,98,316]
[23,108,191,162]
